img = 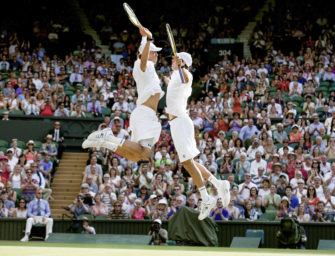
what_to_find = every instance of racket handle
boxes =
[178,67,185,83]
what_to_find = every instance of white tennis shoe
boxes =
[20,234,29,242]
[198,196,216,220]
[217,180,230,208]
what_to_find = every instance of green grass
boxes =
[0,241,334,254]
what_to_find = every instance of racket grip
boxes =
[178,67,185,83]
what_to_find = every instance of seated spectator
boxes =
[130,198,146,220]
[285,185,299,210]
[0,199,9,218]
[87,96,102,117]
[210,199,229,221]
[245,187,259,208]
[258,179,271,201]
[12,198,28,218]
[264,184,281,214]
[312,201,331,223]
[238,173,257,199]
[54,101,69,117]
[151,173,167,195]
[167,195,184,220]
[40,97,55,116]
[23,141,37,163]
[276,196,294,220]
[322,188,335,213]
[81,216,96,235]
[148,219,168,246]
[84,156,103,178]
[108,167,121,191]
[151,198,168,220]
[91,194,108,217]
[250,151,267,176]
[39,135,58,160]
[226,198,241,220]
[83,165,102,187]
[306,185,320,207]
[20,189,53,242]
[239,119,259,141]
[109,200,129,219]
[295,203,311,222]
[71,104,86,118]
[273,123,288,144]
[243,200,258,221]
[235,153,250,182]
[5,181,17,203]
[31,162,52,201]
[69,193,91,218]
[20,169,38,203]
[24,96,39,116]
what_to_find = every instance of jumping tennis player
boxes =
[164,53,230,220]
[83,26,164,162]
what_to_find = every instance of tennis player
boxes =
[83,26,164,162]
[164,53,230,220]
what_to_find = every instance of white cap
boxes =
[177,52,192,67]
[154,219,162,225]
[138,38,162,54]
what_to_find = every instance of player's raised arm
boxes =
[139,26,153,72]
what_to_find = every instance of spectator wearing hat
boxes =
[151,198,168,220]
[149,219,168,246]
[23,140,37,163]
[289,124,302,143]
[276,196,294,220]
[20,189,53,242]
[40,134,58,160]
[239,119,259,141]
[309,114,324,137]
[81,216,96,234]
[273,123,288,144]
[283,111,295,130]
[270,162,289,185]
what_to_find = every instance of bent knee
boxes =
[182,159,193,169]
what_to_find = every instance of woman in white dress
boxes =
[12,198,28,218]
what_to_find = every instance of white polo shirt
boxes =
[132,59,164,106]
[166,69,192,117]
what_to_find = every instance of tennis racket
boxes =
[166,23,185,83]
[123,3,142,27]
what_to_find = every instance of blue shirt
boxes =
[239,125,259,141]
[288,195,299,209]
[27,198,51,217]
[167,206,179,220]
[39,160,53,178]
[210,208,229,220]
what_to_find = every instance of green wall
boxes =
[1,219,334,249]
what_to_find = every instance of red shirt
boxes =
[40,104,54,116]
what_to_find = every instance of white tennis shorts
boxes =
[170,114,200,162]
[129,105,161,148]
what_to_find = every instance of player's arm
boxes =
[139,26,152,72]
[173,56,189,83]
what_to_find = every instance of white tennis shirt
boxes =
[166,69,193,116]
[132,59,164,106]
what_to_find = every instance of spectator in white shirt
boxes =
[24,97,40,116]
[250,151,267,176]
[247,139,264,160]
[112,95,128,113]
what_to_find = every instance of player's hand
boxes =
[163,76,170,85]
[139,26,152,39]
[172,56,182,67]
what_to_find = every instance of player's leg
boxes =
[182,159,216,220]
[194,161,230,207]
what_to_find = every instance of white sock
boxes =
[199,186,209,201]
[208,175,220,188]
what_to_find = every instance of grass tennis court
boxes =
[1,242,335,256]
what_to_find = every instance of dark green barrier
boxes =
[1,218,334,249]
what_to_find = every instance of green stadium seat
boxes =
[101,107,111,117]
[230,237,261,248]
[77,214,94,220]
[245,229,265,245]
[95,214,108,220]
[0,147,7,154]
[259,212,276,221]
[0,140,8,148]
[317,240,335,250]
[10,110,24,116]
[85,113,94,118]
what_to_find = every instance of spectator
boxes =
[276,196,294,220]
[48,121,66,160]
[109,200,128,219]
[130,198,146,220]
[295,203,311,222]
[264,184,281,214]
[81,216,96,234]
[151,198,168,221]
[20,189,53,242]
[148,219,168,246]
[239,119,259,141]
[312,201,331,223]
[69,193,91,218]
[210,199,229,221]
[238,173,257,199]
[0,199,9,218]
[12,198,28,218]
[250,152,267,176]
[243,200,258,221]
[39,135,58,160]
[91,194,108,217]
[20,169,38,203]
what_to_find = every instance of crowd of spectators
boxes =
[1,0,335,225]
